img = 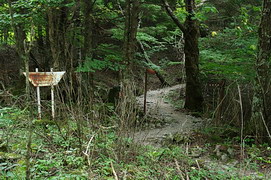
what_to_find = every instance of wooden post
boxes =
[51,68,55,120]
[144,69,148,114]
[36,68,41,119]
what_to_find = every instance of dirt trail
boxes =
[134,84,203,146]
[134,85,271,179]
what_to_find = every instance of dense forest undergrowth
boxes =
[1,84,271,179]
[1,0,271,179]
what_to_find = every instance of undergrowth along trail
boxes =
[134,85,271,179]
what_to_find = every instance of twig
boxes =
[186,169,190,180]
[83,134,95,166]
[174,159,185,180]
[0,81,6,91]
[195,160,200,169]
[260,112,271,140]
[211,81,235,122]
[111,162,119,180]
[185,143,189,155]
[33,131,58,152]
[237,84,244,160]
[117,0,124,16]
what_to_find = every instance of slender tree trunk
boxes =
[81,0,94,60]
[3,28,8,44]
[48,8,60,69]
[81,0,95,103]
[123,0,140,79]
[45,16,51,69]
[68,0,81,75]
[8,0,26,70]
[251,0,271,142]
[24,24,35,180]
[9,2,33,178]
[47,2,68,70]
[117,0,140,137]
[36,25,46,69]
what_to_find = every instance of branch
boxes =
[138,40,170,87]
[111,162,119,180]
[161,0,186,33]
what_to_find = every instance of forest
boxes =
[0,0,271,179]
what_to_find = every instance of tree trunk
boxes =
[48,8,61,69]
[81,0,94,60]
[117,0,140,137]
[183,0,203,112]
[81,0,95,102]
[123,0,140,79]
[161,0,203,112]
[251,0,271,142]
[3,28,8,44]
[8,0,26,70]
[47,2,68,70]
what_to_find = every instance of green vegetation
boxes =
[200,28,257,81]
[1,0,271,179]
[1,107,270,179]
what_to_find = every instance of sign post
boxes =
[24,69,65,119]
[36,68,42,119]
[144,69,148,114]
[51,68,55,120]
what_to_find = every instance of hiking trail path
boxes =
[134,84,203,146]
[134,85,271,179]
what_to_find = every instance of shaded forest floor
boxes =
[133,84,271,179]
[1,83,271,179]
[0,47,271,179]
[134,84,202,146]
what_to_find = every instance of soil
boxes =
[134,84,271,179]
[134,84,203,146]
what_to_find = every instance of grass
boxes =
[0,106,271,179]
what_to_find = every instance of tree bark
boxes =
[117,0,140,136]
[81,0,94,60]
[183,0,203,112]
[81,0,95,103]
[48,8,61,69]
[47,2,68,70]
[251,0,271,141]
[8,0,26,70]
[161,0,203,112]
[123,0,140,79]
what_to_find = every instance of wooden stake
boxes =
[144,69,148,114]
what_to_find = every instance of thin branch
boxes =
[195,159,201,169]
[260,112,271,140]
[237,85,244,160]
[111,162,119,180]
[117,0,125,16]
[83,134,95,166]
[174,159,185,180]
[137,40,170,86]
[161,0,186,33]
